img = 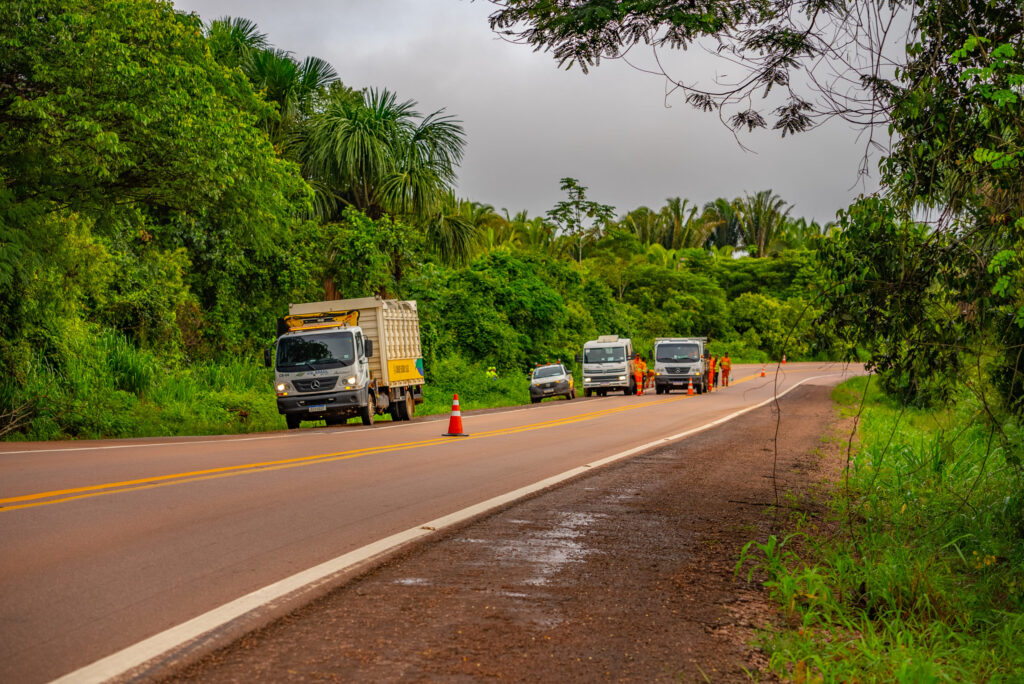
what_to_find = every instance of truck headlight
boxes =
[346,376,357,384]
[618,375,626,381]
[276,382,287,392]
[583,377,591,382]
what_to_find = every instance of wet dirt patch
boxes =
[162,384,846,683]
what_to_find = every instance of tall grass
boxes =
[2,331,548,440]
[738,376,1024,681]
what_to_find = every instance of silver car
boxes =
[529,363,576,403]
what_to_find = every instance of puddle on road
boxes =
[393,577,431,586]
[487,512,607,586]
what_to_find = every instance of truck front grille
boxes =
[293,377,339,392]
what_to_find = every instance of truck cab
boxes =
[653,337,708,394]
[272,321,377,429]
[581,335,635,397]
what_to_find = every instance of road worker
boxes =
[486,366,498,381]
[708,354,716,392]
[720,353,732,387]
[633,353,647,396]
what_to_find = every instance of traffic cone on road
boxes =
[442,393,469,437]
[687,377,694,396]
[760,365,766,377]
[782,354,787,364]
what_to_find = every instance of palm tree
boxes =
[204,18,336,146]
[773,217,828,251]
[514,215,558,254]
[703,197,743,249]
[245,49,338,145]
[620,206,662,245]
[205,16,268,69]
[295,87,466,223]
[423,191,480,265]
[734,190,792,257]
[659,197,710,249]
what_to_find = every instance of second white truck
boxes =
[653,337,708,394]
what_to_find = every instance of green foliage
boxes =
[739,377,1024,681]
[818,198,973,407]
[0,2,838,440]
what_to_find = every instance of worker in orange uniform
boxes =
[720,352,732,387]
[633,353,647,396]
[707,354,716,392]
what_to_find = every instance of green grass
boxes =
[2,339,547,439]
[737,376,1024,682]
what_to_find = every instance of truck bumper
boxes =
[277,388,368,417]
[656,374,702,389]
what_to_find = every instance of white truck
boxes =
[653,337,708,394]
[266,297,424,429]
[581,335,635,397]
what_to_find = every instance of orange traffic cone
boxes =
[442,393,469,436]
[687,377,694,396]
[760,365,766,377]
[782,354,787,364]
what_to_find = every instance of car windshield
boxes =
[533,365,564,379]
[276,332,355,371]
[656,343,700,362]
[584,347,625,363]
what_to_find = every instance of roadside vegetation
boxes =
[0,0,836,441]
[739,376,1024,680]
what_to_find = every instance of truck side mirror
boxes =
[365,339,373,358]
[264,348,273,368]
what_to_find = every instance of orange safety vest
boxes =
[721,356,731,372]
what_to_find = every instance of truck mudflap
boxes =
[276,387,369,417]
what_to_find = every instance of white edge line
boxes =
[50,372,845,684]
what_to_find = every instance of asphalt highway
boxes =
[0,362,860,683]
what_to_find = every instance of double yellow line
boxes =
[2,371,771,513]
[0,395,687,513]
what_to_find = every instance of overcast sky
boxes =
[172,0,881,224]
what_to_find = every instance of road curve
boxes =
[0,362,860,682]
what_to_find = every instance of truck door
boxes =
[355,332,369,382]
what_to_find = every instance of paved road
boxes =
[0,362,858,682]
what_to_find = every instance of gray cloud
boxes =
[173,0,879,223]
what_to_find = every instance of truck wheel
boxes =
[404,393,415,419]
[286,415,301,430]
[360,393,376,426]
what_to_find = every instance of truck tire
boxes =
[360,393,376,426]
[286,414,301,430]
[403,392,415,420]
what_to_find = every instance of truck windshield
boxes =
[276,332,355,371]
[584,347,625,363]
[656,343,700,362]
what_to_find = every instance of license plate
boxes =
[543,389,553,394]
[308,404,326,413]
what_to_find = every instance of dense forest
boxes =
[1,0,839,439]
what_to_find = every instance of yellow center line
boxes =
[1,394,696,512]
[3,368,791,513]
